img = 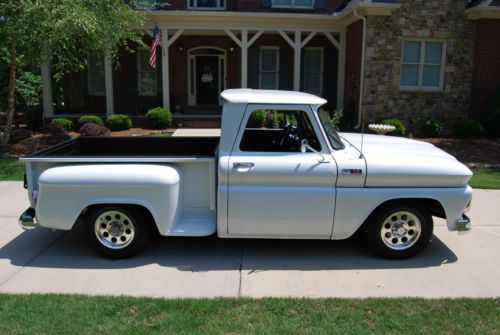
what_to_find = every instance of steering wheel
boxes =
[279,124,300,148]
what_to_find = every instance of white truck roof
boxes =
[221,89,327,106]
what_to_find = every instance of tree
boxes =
[0,0,145,148]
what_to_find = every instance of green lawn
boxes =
[0,295,497,335]
[0,159,24,181]
[470,168,500,189]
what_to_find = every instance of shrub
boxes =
[146,107,173,129]
[78,115,104,126]
[264,111,285,129]
[25,107,43,131]
[106,114,132,131]
[48,125,70,141]
[420,119,442,138]
[330,108,343,131]
[79,123,111,137]
[454,119,484,139]
[379,118,406,136]
[9,128,32,144]
[247,110,265,128]
[51,118,73,131]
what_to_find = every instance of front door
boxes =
[226,105,337,238]
[195,55,219,105]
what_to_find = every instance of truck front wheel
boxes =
[363,202,433,259]
[84,205,152,259]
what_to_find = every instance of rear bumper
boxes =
[456,214,471,234]
[19,208,37,230]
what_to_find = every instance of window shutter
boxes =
[156,47,163,94]
[248,46,260,89]
[279,46,291,90]
[261,0,272,8]
[314,0,326,10]
[323,47,338,106]
[128,51,138,95]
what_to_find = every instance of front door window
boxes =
[188,48,226,106]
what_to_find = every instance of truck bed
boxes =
[24,136,220,158]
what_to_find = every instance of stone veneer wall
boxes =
[362,0,475,135]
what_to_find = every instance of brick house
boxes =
[39,0,500,132]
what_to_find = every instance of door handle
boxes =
[233,162,254,169]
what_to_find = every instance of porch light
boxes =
[229,43,236,52]
[178,43,184,51]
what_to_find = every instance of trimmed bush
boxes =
[247,110,266,128]
[420,119,442,138]
[379,118,406,136]
[454,119,484,139]
[78,115,104,126]
[106,114,132,131]
[264,111,285,129]
[79,123,111,137]
[25,107,43,131]
[146,107,173,129]
[51,118,73,131]
[48,125,70,141]
[9,128,33,144]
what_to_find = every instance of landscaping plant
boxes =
[146,107,173,129]
[48,125,70,142]
[420,119,442,137]
[79,123,111,137]
[247,110,266,128]
[380,118,406,136]
[78,115,104,126]
[454,119,484,139]
[51,118,73,131]
[106,114,133,131]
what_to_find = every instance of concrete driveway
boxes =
[1,181,499,298]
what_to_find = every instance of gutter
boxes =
[353,7,367,129]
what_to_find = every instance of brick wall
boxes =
[470,19,500,120]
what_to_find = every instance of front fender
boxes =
[36,164,182,234]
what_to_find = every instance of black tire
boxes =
[84,205,152,259]
[363,202,433,259]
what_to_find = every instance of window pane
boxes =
[304,73,321,95]
[402,41,421,63]
[424,42,443,65]
[260,73,277,89]
[197,0,217,7]
[272,0,291,5]
[261,49,277,72]
[305,49,321,72]
[294,0,313,6]
[90,72,105,94]
[401,64,419,86]
[140,72,157,94]
[422,65,440,87]
[139,50,151,70]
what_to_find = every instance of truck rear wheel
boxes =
[363,202,433,259]
[84,205,152,259]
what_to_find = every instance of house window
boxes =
[88,55,105,96]
[271,0,314,8]
[400,39,446,91]
[303,48,323,96]
[188,0,225,10]
[137,49,157,96]
[259,47,279,90]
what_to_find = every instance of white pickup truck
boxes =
[19,89,472,259]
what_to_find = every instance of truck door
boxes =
[227,104,337,238]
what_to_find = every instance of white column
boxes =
[337,31,346,109]
[161,27,170,111]
[241,30,248,88]
[40,63,54,117]
[293,31,301,91]
[104,51,114,115]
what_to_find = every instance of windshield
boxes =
[317,109,345,150]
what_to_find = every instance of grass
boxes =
[0,295,498,335]
[0,159,24,181]
[469,167,500,189]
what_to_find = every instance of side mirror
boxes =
[300,139,325,162]
[300,139,309,153]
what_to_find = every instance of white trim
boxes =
[87,55,105,96]
[399,38,446,92]
[324,32,341,50]
[259,46,280,90]
[187,46,227,106]
[188,0,226,10]
[271,0,315,9]
[303,47,324,96]
[137,48,158,96]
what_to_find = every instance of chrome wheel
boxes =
[94,210,135,250]
[380,210,422,251]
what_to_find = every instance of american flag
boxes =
[149,25,162,69]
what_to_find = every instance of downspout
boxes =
[353,7,367,129]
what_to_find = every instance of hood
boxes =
[339,133,472,187]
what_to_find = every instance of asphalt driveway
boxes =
[1,181,499,298]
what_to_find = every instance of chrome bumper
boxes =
[457,214,471,234]
[19,208,37,230]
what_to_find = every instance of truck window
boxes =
[239,109,321,152]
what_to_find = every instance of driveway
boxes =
[1,181,499,298]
